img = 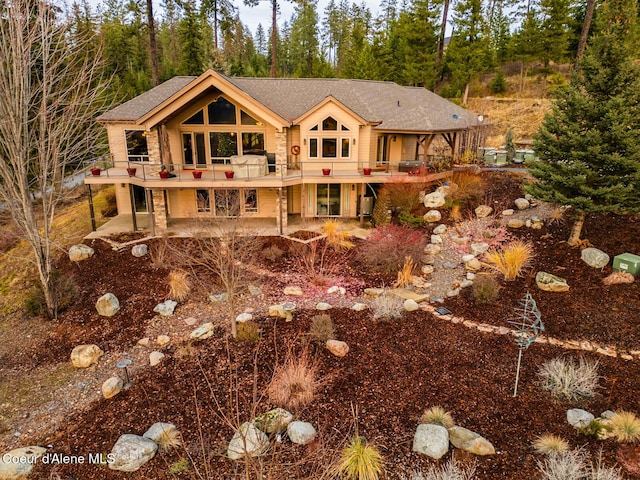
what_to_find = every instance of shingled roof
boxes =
[98,72,482,132]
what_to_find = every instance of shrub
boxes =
[100,189,118,217]
[25,270,77,318]
[394,256,416,288]
[168,270,190,301]
[401,459,477,480]
[532,435,570,455]
[356,225,427,274]
[149,237,170,269]
[484,240,533,281]
[236,320,261,342]
[154,425,182,451]
[609,411,640,443]
[168,458,190,474]
[444,171,486,210]
[308,314,335,344]
[420,406,454,428]
[397,210,424,228]
[267,347,319,411]
[537,356,600,402]
[537,450,586,480]
[262,244,284,262]
[472,275,501,303]
[371,293,404,321]
[337,436,384,480]
[577,419,607,439]
[490,70,507,94]
[381,180,425,214]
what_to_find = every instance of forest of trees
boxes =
[69,0,640,104]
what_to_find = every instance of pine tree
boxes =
[525,0,640,245]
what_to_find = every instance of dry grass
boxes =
[371,293,405,321]
[609,411,640,443]
[537,356,600,402]
[394,256,416,288]
[532,435,570,455]
[267,347,319,411]
[336,436,384,480]
[168,270,191,302]
[484,240,534,281]
[445,170,487,209]
[236,320,261,342]
[402,458,477,480]
[419,406,455,428]
[472,274,501,303]
[323,219,355,250]
[308,314,336,344]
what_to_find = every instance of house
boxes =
[85,69,485,234]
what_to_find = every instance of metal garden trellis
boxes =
[508,292,544,397]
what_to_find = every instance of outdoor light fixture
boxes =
[116,359,133,389]
[435,307,452,316]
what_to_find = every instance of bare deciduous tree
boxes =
[0,0,110,318]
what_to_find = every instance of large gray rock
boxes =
[227,422,269,460]
[0,446,46,479]
[153,300,177,316]
[514,198,530,210]
[424,244,442,256]
[470,242,490,256]
[108,434,158,472]
[433,224,447,235]
[581,247,610,269]
[131,244,148,257]
[96,293,120,317]
[474,205,493,218]
[69,244,94,262]
[190,322,214,340]
[536,271,570,292]
[287,421,317,445]
[283,286,303,296]
[567,409,595,428]
[143,423,180,445]
[254,408,294,434]
[403,299,420,311]
[424,210,442,223]
[412,424,449,460]
[236,312,253,323]
[448,426,495,455]
[70,344,103,368]
[423,192,446,208]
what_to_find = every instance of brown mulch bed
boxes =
[6,171,640,479]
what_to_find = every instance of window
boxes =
[184,110,204,125]
[322,116,338,130]
[309,138,318,158]
[244,189,257,213]
[341,138,350,158]
[196,189,210,213]
[125,130,149,162]
[215,189,240,217]
[241,132,265,155]
[210,132,238,163]
[208,97,236,124]
[241,110,260,125]
[322,138,337,158]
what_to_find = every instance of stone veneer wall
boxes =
[274,131,287,177]
[146,129,161,165]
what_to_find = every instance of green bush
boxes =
[397,210,424,228]
[472,275,501,303]
[490,70,507,94]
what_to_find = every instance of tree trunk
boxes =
[576,0,596,60]
[270,0,278,77]
[568,211,586,246]
[147,0,159,86]
[437,0,450,65]
[462,81,470,104]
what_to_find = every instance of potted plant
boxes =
[91,166,101,176]
[322,168,331,176]
[363,167,372,176]
[192,170,203,179]
[159,165,170,179]
[225,170,235,179]
[126,167,137,177]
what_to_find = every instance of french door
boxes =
[316,184,341,216]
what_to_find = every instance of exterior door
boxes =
[317,184,341,216]
[182,133,206,167]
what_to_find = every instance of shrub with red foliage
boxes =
[355,224,427,274]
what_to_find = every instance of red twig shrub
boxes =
[355,225,427,274]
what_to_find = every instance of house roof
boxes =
[98,72,482,132]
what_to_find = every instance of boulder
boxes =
[96,293,120,317]
[254,408,294,434]
[108,434,158,472]
[462,254,476,263]
[227,422,269,460]
[143,422,180,444]
[248,285,262,296]
[327,286,346,295]
[70,344,103,368]
[326,339,349,357]
[514,198,530,210]
[190,322,214,340]
[422,255,436,265]
[149,351,165,366]
[567,409,595,428]
[131,244,148,257]
[138,337,150,346]
[154,300,177,316]
[431,234,443,245]
[446,288,461,297]
[269,304,287,318]
[0,446,46,480]
[351,303,368,311]
[424,210,442,223]
[474,205,493,218]
[465,258,482,272]
[102,377,124,399]
[581,247,610,269]
[412,424,449,460]
[236,313,253,323]
[603,271,635,285]
[424,244,442,256]
[209,292,228,303]
[69,244,94,262]
[450,235,471,244]
[423,192,446,208]
[507,219,525,229]
[287,421,317,445]
[316,302,332,311]
[448,426,495,455]
[460,279,473,289]
[156,335,170,346]
[404,299,420,311]
[184,317,198,326]
[284,286,303,296]
[421,265,434,275]
[501,209,515,216]
[470,242,490,256]
[433,224,447,235]
[536,271,570,292]
[364,288,385,297]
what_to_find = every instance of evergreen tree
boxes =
[538,0,572,65]
[177,0,205,75]
[526,0,640,244]
[288,0,320,76]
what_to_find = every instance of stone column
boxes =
[276,187,288,233]
[274,130,287,177]
[151,188,167,231]
[146,129,161,165]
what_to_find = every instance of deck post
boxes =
[129,184,138,232]
[359,182,365,228]
[87,184,96,231]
